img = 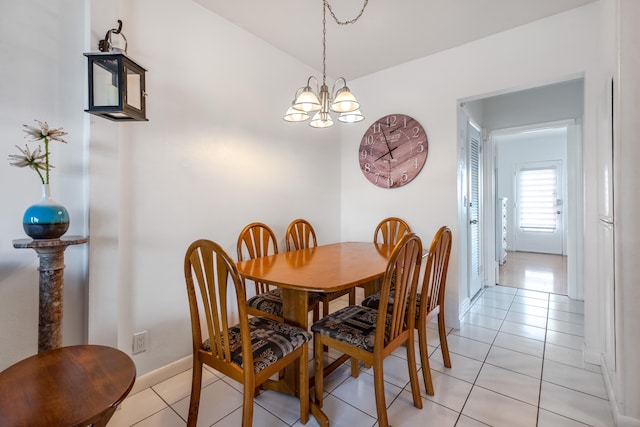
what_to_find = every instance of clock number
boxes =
[387,176,394,187]
[416,141,425,152]
[412,158,419,169]
[365,135,374,145]
[372,122,381,133]
[386,115,397,128]
[360,149,368,160]
[364,163,371,173]
[374,172,381,184]
[403,116,408,128]
[401,172,409,182]
[412,126,421,138]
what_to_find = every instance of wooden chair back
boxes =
[374,217,411,246]
[421,226,453,315]
[285,219,317,251]
[185,239,250,371]
[376,232,423,350]
[237,222,278,295]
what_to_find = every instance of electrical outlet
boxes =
[133,330,147,354]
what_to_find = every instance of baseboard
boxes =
[129,355,192,395]
[600,354,640,427]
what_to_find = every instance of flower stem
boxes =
[44,137,50,184]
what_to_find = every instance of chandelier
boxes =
[283,0,368,128]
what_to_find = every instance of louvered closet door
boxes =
[467,123,482,298]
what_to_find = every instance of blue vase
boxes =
[23,184,70,240]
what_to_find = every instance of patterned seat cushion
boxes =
[361,291,422,318]
[310,305,391,352]
[246,288,321,318]
[202,317,311,373]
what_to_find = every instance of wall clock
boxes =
[358,114,428,189]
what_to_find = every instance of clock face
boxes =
[358,114,428,189]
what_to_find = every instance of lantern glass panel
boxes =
[125,67,141,110]
[92,58,120,106]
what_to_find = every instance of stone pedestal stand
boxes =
[12,236,88,353]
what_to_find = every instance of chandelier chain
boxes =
[324,0,369,25]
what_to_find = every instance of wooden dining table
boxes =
[236,241,395,427]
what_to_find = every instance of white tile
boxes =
[214,404,289,427]
[547,318,584,337]
[133,407,186,427]
[107,388,168,427]
[387,390,458,427]
[505,310,548,329]
[461,312,504,330]
[485,345,542,379]
[152,368,218,405]
[542,360,608,399]
[547,309,584,325]
[475,364,540,406]
[423,370,473,412]
[172,378,243,427]
[329,371,403,418]
[539,381,614,427]
[509,302,548,318]
[549,299,584,314]
[476,296,513,310]
[254,388,310,425]
[487,286,518,295]
[499,320,546,341]
[456,415,492,426]
[291,394,376,427]
[451,323,498,344]
[537,409,592,426]
[515,289,550,301]
[493,331,545,358]
[428,351,483,384]
[469,304,508,320]
[544,343,601,373]
[445,334,491,361]
[545,330,584,351]
[513,295,549,308]
[462,386,537,427]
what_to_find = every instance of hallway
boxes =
[498,251,568,295]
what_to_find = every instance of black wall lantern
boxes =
[84,20,148,122]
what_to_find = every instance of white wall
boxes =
[86,0,343,374]
[341,4,603,331]
[0,0,88,369]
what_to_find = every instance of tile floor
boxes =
[109,284,613,427]
[499,251,568,295]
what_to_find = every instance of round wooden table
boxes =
[0,345,136,427]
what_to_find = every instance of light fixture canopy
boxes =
[84,20,148,122]
[284,0,367,128]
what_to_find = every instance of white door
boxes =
[467,123,482,298]
[514,160,564,254]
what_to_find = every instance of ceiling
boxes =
[194,0,597,80]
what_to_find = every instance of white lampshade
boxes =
[330,87,359,113]
[283,106,309,122]
[310,112,334,128]
[337,109,364,123]
[293,86,321,112]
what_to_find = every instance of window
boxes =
[518,167,558,232]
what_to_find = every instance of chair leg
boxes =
[406,334,423,409]
[299,343,310,424]
[417,321,435,396]
[187,360,203,427]
[438,311,452,368]
[313,304,320,322]
[348,288,356,306]
[372,358,389,427]
[242,379,255,427]
[313,333,325,408]
[351,357,360,378]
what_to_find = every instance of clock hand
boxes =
[380,126,395,160]
[375,146,398,162]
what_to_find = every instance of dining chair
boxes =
[361,226,453,395]
[237,222,320,322]
[285,219,356,318]
[311,233,424,427]
[184,239,311,427]
[374,217,412,247]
